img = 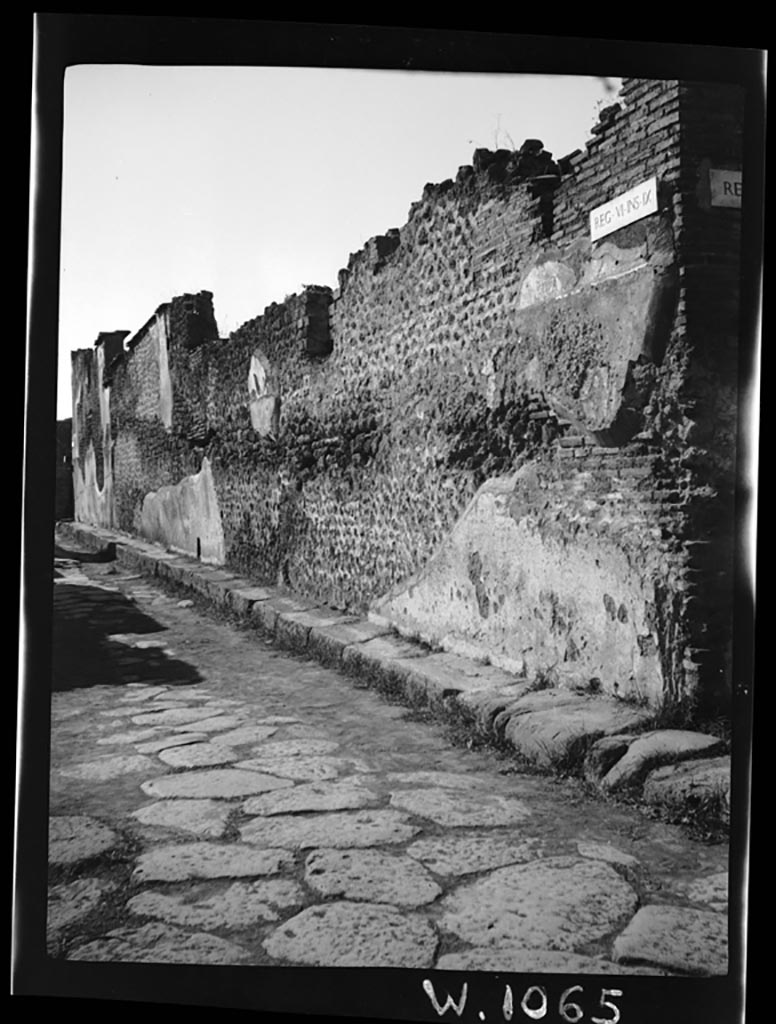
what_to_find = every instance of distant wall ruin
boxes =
[69,78,745,716]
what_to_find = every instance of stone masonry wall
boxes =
[69,78,744,715]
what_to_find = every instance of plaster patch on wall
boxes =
[371,470,666,707]
[248,349,280,436]
[520,264,677,443]
[73,441,114,528]
[140,456,225,564]
[157,309,173,428]
[519,260,577,309]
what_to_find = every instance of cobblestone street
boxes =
[47,543,730,976]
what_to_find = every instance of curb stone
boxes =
[54,521,730,831]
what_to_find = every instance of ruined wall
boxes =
[54,419,74,520]
[71,77,743,715]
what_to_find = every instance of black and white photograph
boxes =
[16,16,762,1023]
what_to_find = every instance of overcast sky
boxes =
[55,65,621,419]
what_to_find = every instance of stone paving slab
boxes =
[157,687,214,700]
[117,686,170,702]
[390,787,531,827]
[240,809,421,848]
[49,815,118,865]
[141,769,295,800]
[247,738,341,758]
[173,715,244,733]
[214,725,279,746]
[454,683,551,732]
[242,780,380,816]
[158,743,240,768]
[59,754,156,781]
[576,841,640,869]
[305,848,442,906]
[263,901,438,967]
[612,904,728,975]
[128,879,305,929]
[133,843,293,882]
[131,706,226,727]
[678,871,728,911]
[276,608,359,651]
[440,856,638,952]
[252,595,322,635]
[407,835,543,878]
[48,877,117,935]
[342,636,431,689]
[234,755,369,781]
[131,799,233,838]
[434,948,669,974]
[642,757,731,825]
[136,734,208,753]
[307,619,392,666]
[67,922,253,964]
[227,586,274,616]
[281,724,329,739]
[97,728,168,746]
[387,770,490,790]
[601,730,726,792]
[584,735,639,783]
[396,652,519,707]
[499,696,654,769]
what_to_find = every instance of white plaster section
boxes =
[248,350,279,436]
[140,457,225,564]
[518,260,577,309]
[73,442,114,527]
[157,308,173,428]
[518,243,652,311]
[371,470,665,707]
[73,346,115,528]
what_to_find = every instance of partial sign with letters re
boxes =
[709,168,742,208]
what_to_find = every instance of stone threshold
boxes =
[54,521,730,832]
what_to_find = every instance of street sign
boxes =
[710,168,742,208]
[590,177,658,241]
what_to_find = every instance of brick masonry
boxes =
[67,78,744,717]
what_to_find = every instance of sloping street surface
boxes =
[48,544,730,975]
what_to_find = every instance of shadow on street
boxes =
[52,580,204,692]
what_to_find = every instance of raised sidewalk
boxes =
[55,520,731,833]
